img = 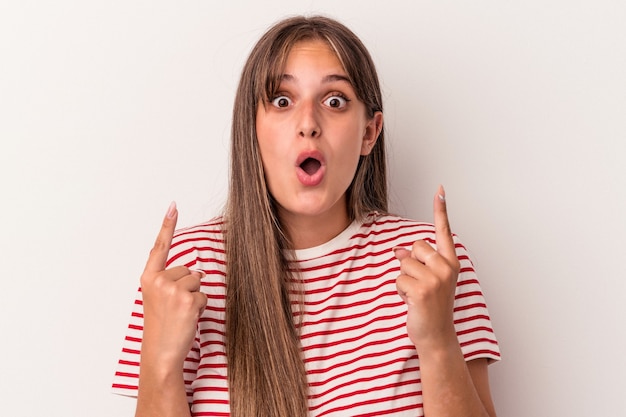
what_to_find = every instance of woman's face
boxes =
[256,39,382,236]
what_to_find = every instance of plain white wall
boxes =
[1,1,624,416]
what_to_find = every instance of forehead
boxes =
[261,37,353,100]
[282,39,346,75]
[288,39,336,57]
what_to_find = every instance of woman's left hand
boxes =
[394,186,461,352]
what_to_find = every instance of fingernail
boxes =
[166,201,177,218]
[190,268,206,278]
[438,185,446,202]
[392,246,409,257]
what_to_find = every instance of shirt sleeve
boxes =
[451,234,501,362]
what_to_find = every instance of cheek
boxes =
[256,124,276,164]
[256,110,289,165]
[256,134,287,189]
[257,132,283,164]
[333,133,366,181]
[339,122,367,159]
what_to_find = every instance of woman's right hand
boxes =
[139,202,208,372]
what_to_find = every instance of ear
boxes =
[361,111,383,156]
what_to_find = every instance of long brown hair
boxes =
[224,15,387,417]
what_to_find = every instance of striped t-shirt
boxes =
[113,213,500,416]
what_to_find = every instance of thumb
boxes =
[393,247,411,261]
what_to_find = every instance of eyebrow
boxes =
[279,73,352,84]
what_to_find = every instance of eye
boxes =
[323,94,349,109]
[271,95,292,108]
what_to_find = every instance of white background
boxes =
[1,1,625,416]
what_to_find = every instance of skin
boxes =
[134,40,497,416]
[255,40,382,249]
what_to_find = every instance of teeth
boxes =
[301,157,321,175]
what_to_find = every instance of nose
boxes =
[297,101,321,138]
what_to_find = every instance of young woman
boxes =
[113,15,500,417]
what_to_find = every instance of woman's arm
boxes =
[468,358,497,417]
[135,203,207,417]
[135,367,191,417]
[418,347,496,417]
[395,187,497,416]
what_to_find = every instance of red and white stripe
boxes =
[113,213,500,416]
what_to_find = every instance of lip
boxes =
[295,150,326,186]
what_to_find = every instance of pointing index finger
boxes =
[433,185,457,264]
[144,201,178,273]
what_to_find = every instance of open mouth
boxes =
[300,157,322,176]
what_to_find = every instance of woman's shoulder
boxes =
[361,212,436,235]
[173,216,226,238]
[362,212,470,256]
[340,212,438,252]
[166,216,226,268]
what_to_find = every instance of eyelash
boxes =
[270,95,292,108]
[269,92,351,109]
[324,92,350,109]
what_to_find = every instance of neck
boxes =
[278,203,351,250]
